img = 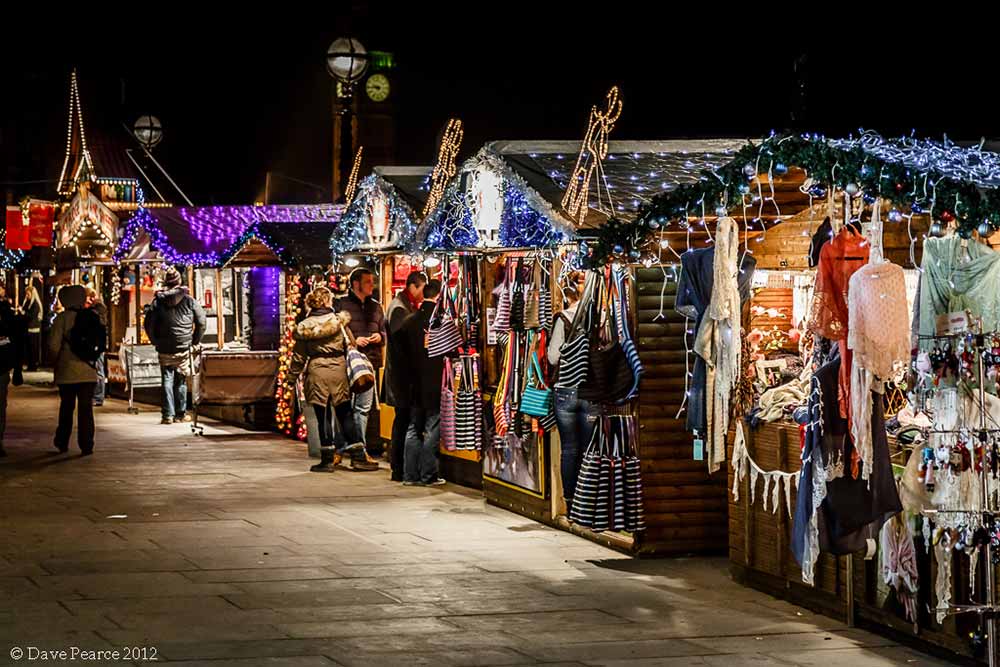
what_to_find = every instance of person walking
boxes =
[20,284,42,372]
[384,270,426,481]
[85,288,108,407]
[284,286,366,473]
[0,285,25,457]
[143,267,206,424]
[398,279,446,487]
[48,285,102,456]
[335,267,385,471]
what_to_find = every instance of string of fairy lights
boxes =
[344,146,364,204]
[422,119,464,218]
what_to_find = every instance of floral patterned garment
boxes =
[807,227,869,476]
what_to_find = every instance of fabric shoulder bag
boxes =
[340,324,376,393]
[427,286,463,358]
[520,347,553,418]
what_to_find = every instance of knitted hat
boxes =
[162,267,182,289]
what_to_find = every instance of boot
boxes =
[310,448,337,473]
[350,448,380,471]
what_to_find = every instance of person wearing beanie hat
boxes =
[48,285,99,455]
[143,267,207,424]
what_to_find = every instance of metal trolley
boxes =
[120,343,162,415]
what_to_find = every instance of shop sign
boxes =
[58,190,118,248]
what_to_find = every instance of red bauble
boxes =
[941,210,955,223]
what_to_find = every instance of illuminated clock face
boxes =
[365,73,390,102]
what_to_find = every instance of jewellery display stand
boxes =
[922,327,999,666]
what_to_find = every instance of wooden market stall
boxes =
[110,204,343,426]
[331,166,431,452]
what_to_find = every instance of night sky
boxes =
[4,8,998,206]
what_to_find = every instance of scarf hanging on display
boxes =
[693,216,743,473]
[917,235,1000,341]
[847,203,909,481]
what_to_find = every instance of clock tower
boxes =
[356,51,397,173]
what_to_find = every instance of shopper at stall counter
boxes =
[20,284,42,372]
[0,285,25,457]
[284,286,367,473]
[384,270,427,481]
[85,287,108,407]
[548,271,599,505]
[143,267,207,424]
[48,285,98,456]
[396,279,446,487]
[335,267,386,471]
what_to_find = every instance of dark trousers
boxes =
[390,406,410,480]
[55,383,96,452]
[161,366,187,419]
[0,370,9,444]
[313,400,364,451]
[26,332,40,371]
[554,387,599,502]
[404,408,440,483]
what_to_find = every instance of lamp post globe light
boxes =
[326,37,369,83]
[327,38,369,202]
[133,115,163,150]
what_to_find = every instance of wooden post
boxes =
[134,264,142,344]
[215,269,225,350]
[232,268,242,341]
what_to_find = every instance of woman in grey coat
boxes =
[48,285,99,455]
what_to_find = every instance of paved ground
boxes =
[0,385,952,666]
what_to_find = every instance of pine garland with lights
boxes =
[586,131,1000,267]
[275,273,303,437]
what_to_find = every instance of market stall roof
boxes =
[114,204,343,266]
[494,139,750,229]
[331,167,431,258]
[416,145,576,251]
[225,221,342,267]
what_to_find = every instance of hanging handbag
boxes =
[524,260,541,329]
[493,260,512,332]
[578,274,633,403]
[569,426,602,527]
[509,259,526,332]
[520,348,553,418]
[538,260,553,331]
[612,267,643,402]
[439,357,456,451]
[454,356,480,450]
[340,324,376,393]
[606,418,627,532]
[427,285,463,358]
[493,336,514,437]
[622,416,646,533]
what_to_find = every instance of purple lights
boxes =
[114,205,344,266]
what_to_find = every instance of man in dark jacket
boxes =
[335,267,386,469]
[384,270,426,481]
[397,279,445,486]
[143,267,207,424]
[0,286,24,457]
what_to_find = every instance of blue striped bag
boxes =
[340,325,375,393]
[612,267,643,402]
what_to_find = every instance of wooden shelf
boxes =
[439,447,481,462]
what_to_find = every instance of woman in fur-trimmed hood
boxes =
[284,286,366,472]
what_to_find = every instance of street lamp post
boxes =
[326,37,369,203]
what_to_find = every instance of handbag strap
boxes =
[442,356,452,393]
[339,323,357,351]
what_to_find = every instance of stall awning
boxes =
[331,168,430,257]
[114,204,343,266]
[224,221,342,267]
[416,145,576,251]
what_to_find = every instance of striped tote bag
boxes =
[613,268,643,402]
[622,417,646,533]
[568,427,602,527]
[439,358,456,451]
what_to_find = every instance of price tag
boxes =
[693,438,704,461]
[936,311,968,335]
